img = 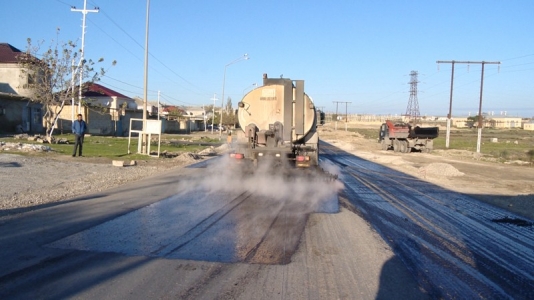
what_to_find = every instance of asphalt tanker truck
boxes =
[378,120,439,153]
[230,74,324,167]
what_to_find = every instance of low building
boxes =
[183,106,207,131]
[0,43,43,133]
[53,83,141,136]
[524,122,534,131]
[487,116,522,129]
[0,92,43,133]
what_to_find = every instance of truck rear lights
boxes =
[296,155,309,162]
[231,153,244,159]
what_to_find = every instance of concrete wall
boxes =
[0,96,42,133]
[163,119,181,133]
[52,106,201,136]
[0,64,34,98]
[52,105,144,136]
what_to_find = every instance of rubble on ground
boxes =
[197,146,217,156]
[0,142,52,152]
[173,152,202,164]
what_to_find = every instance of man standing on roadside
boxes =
[72,114,87,157]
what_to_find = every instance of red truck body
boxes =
[379,120,439,153]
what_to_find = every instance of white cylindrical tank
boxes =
[237,83,316,143]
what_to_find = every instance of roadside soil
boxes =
[318,123,534,221]
[1,125,533,220]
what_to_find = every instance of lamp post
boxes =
[203,104,206,132]
[141,0,150,154]
[210,93,218,134]
[243,83,257,96]
[220,53,249,138]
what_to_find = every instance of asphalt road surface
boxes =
[1,142,532,299]
[320,142,534,299]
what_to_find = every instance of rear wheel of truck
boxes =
[403,141,411,153]
[393,140,399,152]
[399,140,407,153]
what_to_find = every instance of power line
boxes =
[55,0,75,7]
[87,19,143,62]
[436,60,501,152]
[88,0,212,97]
[333,101,351,122]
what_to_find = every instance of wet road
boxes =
[1,142,532,299]
[47,190,313,264]
[320,142,534,299]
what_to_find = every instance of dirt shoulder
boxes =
[0,148,216,216]
[318,124,534,221]
[2,126,533,220]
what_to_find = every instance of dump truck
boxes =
[378,120,439,153]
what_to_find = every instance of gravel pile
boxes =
[421,163,465,177]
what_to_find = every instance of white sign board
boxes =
[146,120,162,134]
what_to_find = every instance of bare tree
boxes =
[225,97,233,114]
[17,29,114,142]
[223,96,235,127]
[527,149,534,167]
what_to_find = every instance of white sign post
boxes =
[128,118,162,157]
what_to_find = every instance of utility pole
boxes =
[203,104,206,132]
[71,0,99,115]
[345,102,350,122]
[211,94,218,134]
[157,90,160,120]
[334,101,339,130]
[437,60,500,152]
[333,101,351,131]
[141,0,150,154]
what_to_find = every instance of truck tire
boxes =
[399,140,406,153]
[403,141,411,153]
[381,140,388,151]
[393,140,399,152]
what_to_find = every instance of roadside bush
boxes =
[527,149,534,166]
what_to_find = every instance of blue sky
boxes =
[2,0,534,117]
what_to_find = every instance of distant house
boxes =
[453,116,524,129]
[53,83,141,136]
[133,97,158,117]
[452,118,469,128]
[160,104,185,120]
[487,116,523,129]
[523,121,534,131]
[0,43,43,133]
[183,106,207,131]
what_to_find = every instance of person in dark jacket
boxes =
[72,114,87,157]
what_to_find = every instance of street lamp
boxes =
[141,0,150,154]
[220,53,249,137]
[243,83,257,96]
[210,93,218,134]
